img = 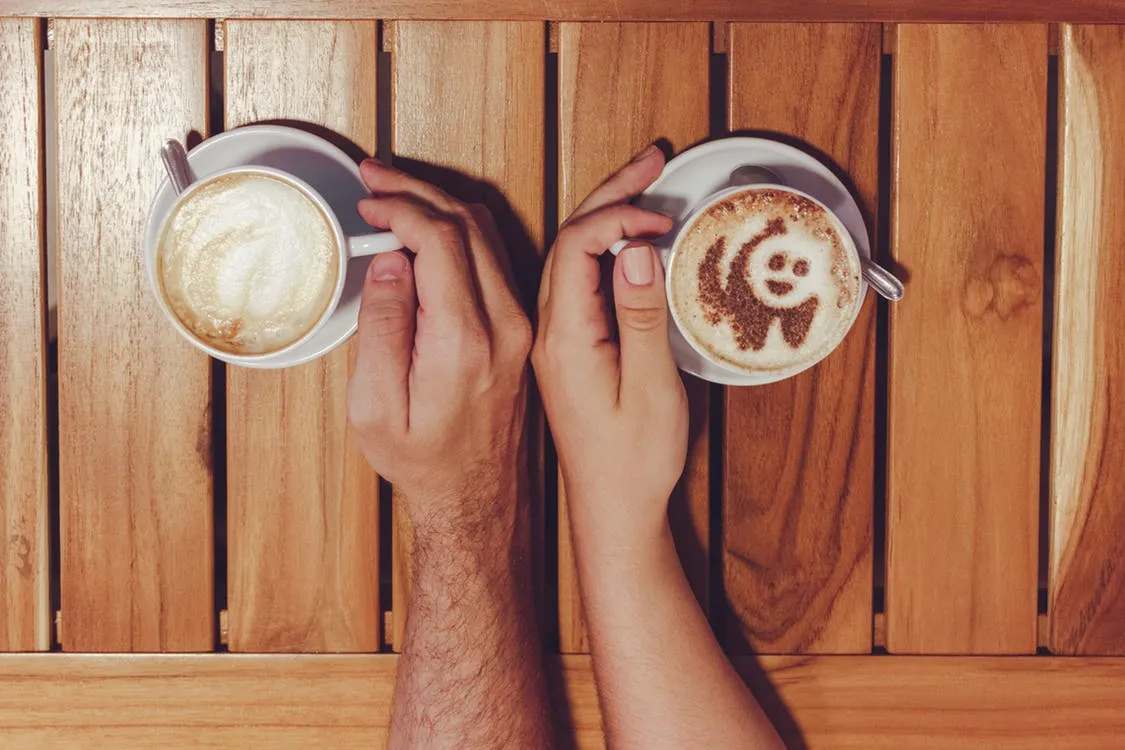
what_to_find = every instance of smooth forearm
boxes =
[573,519,782,750]
[390,486,553,749]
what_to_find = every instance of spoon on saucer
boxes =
[160,138,193,195]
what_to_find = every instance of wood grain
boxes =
[0,654,1124,748]
[5,0,1125,22]
[0,18,49,652]
[557,21,711,653]
[722,23,878,654]
[224,20,381,652]
[887,24,1046,654]
[388,20,545,650]
[389,497,411,649]
[1049,24,1125,656]
[54,19,213,652]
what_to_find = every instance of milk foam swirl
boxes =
[670,188,861,375]
[158,173,339,355]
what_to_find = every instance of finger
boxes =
[349,252,417,433]
[548,203,673,336]
[360,159,459,214]
[568,144,666,222]
[612,243,679,398]
[463,203,525,322]
[357,195,486,337]
[542,145,663,314]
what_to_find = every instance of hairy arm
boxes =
[391,485,552,748]
[347,160,552,749]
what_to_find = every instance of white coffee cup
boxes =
[144,165,403,366]
[611,178,866,383]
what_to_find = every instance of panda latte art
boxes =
[670,188,862,376]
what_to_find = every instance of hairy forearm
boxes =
[390,484,553,749]
[573,519,782,750]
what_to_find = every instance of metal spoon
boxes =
[160,138,193,195]
[729,165,905,302]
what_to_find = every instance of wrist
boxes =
[410,490,531,602]
[568,504,675,570]
[402,463,523,538]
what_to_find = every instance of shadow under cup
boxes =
[664,182,866,385]
[149,166,356,366]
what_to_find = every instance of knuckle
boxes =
[449,201,475,223]
[346,384,381,434]
[360,296,413,338]
[455,326,492,368]
[430,217,464,248]
[504,312,533,362]
[553,221,580,248]
[530,331,562,375]
[619,304,666,332]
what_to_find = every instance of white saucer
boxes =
[635,137,872,387]
[143,124,374,369]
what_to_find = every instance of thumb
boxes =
[612,243,678,394]
[349,251,417,433]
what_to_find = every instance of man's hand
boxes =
[347,160,531,535]
[348,159,551,749]
[533,144,683,555]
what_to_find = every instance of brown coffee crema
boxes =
[671,188,861,375]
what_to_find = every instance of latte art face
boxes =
[670,188,861,375]
[157,172,340,356]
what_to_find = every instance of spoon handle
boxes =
[861,257,905,301]
[160,139,193,195]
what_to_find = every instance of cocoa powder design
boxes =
[697,218,819,351]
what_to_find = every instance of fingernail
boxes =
[360,158,384,173]
[369,253,406,282]
[620,244,654,286]
[631,144,660,163]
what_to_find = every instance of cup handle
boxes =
[347,232,405,258]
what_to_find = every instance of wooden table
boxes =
[2,2,1124,747]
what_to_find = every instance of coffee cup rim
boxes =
[664,182,866,383]
[149,165,350,364]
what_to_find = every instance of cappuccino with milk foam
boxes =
[158,172,339,356]
[669,187,861,375]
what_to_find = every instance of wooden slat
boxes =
[1049,24,1125,656]
[722,23,878,654]
[388,20,546,650]
[557,21,711,653]
[5,0,1125,22]
[54,19,213,652]
[0,18,49,652]
[224,20,381,652]
[887,24,1046,654]
[0,654,1124,748]
[389,499,411,649]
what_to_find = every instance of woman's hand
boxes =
[533,145,686,557]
